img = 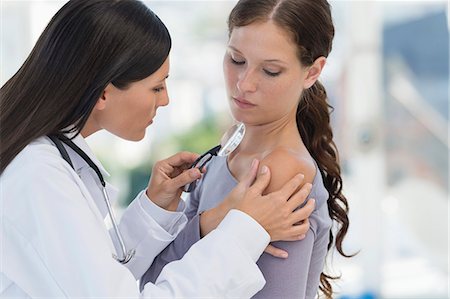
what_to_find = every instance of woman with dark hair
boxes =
[142,0,352,298]
[0,0,316,297]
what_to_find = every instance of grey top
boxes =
[141,155,331,298]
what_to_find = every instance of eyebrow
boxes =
[158,74,169,83]
[227,45,288,65]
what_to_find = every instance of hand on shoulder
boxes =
[259,147,316,195]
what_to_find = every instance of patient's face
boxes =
[223,20,309,126]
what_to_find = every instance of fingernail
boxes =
[251,159,257,168]
[311,198,315,205]
[261,165,268,174]
[280,252,288,258]
[298,234,306,240]
[190,169,200,178]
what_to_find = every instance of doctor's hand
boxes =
[146,152,202,211]
[233,160,315,248]
[200,159,314,258]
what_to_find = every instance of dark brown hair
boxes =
[0,0,171,173]
[228,0,351,297]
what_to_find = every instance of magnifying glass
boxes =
[183,122,246,192]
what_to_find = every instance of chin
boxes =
[122,131,146,142]
[230,109,244,122]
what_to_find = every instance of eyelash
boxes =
[230,56,281,77]
[153,86,165,93]
[264,70,281,77]
[230,56,245,65]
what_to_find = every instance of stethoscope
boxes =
[48,134,135,264]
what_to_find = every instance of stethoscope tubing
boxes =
[48,134,135,264]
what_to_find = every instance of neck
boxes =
[236,115,302,156]
[80,116,101,138]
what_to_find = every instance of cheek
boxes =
[125,94,154,121]
[265,82,302,110]
[223,62,237,90]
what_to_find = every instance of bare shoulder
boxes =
[259,147,316,194]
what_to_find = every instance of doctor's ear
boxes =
[94,83,114,111]
[303,57,326,89]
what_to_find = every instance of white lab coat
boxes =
[0,135,269,298]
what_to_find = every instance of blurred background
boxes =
[1,0,448,298]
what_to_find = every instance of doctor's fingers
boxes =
[265,244,289,259]
[286,183,313,212]
[239,159,260,188]
[160,151,200,170]
[272,219,310,242]
[269,174,306,203]
[245,165,271,196]
[165,167,202,190]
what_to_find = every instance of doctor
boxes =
[0,0,315,298]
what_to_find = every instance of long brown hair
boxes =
[228,0,351,297]
[0,0,171,173]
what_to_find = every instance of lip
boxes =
[233,97,256,109]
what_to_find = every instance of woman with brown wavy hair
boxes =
[0,0,317,297]
[142,0,351,298]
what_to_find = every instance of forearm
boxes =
[140,215,201,289]
[119,190,187,279]
[199,200,233,237]
[142,210,270,298]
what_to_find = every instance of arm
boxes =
[3,151,269,298]
[143,158,316,297]
[118,190,189,280]
[143,210,270,298]
[139,215,201,288]
[2,156,143,298]
[256,213,329,299]
[255,231,315,298]
[260,148,316,195]
[139,178,203,288]
[251,149,319,298]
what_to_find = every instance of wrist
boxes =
[199,202,230,237]
[145,188,179,211]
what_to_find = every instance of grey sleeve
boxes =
[139,189,202,290]
[253,210,329,299]
[305,214,331,298]
[253,230,315,299]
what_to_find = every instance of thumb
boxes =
[170,168,202,189]
[248,165,271,194]
[240,159,260,188]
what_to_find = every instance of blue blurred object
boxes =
[339,291,378,299]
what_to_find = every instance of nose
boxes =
[237,68,257,93]
[157,89,169,107]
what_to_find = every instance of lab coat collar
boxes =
[67,133,111,177]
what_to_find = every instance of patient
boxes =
[141,0,351,298]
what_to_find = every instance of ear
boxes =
[303,57,326,89]
[94,83,114,111]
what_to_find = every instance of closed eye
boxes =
[264,69,281,77]
[230,56,245,65]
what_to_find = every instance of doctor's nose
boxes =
[157,89,169,107]
[237,69,257,93]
